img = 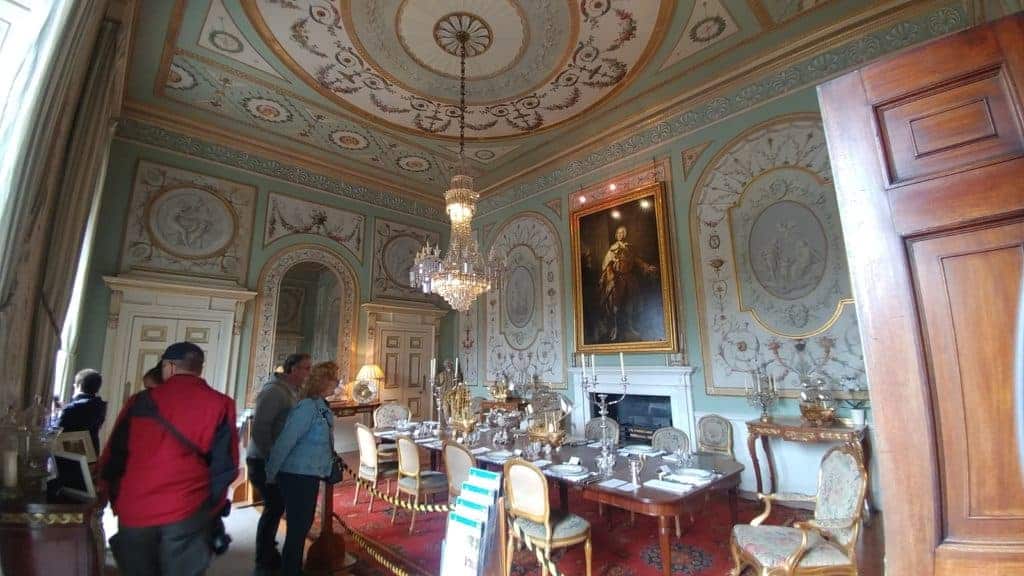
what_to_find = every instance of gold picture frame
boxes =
[570,182,678,353]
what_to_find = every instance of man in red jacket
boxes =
[100,342,238,576]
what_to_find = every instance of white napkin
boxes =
[615,482,639,491]
[644,479,693,495]
[470,447,490,454]
[531,459,551,467]
[597,478,627,489]
[666,473,710,485]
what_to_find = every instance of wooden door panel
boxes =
[818,12,1024,575]
[877,66,1023,185]
[912,221,1024,539]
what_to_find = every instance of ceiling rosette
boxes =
[247,0,669,139]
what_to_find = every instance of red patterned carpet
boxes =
[331,479,809,576]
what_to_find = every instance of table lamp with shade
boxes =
[351,363,384,404]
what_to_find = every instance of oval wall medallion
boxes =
[505,265,536,328]
[748,200,827,301]
[146,186,236,260]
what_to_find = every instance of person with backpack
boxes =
[266,361,339,576]
[99,342,238,576]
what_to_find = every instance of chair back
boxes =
[443,442,474,496]
[697,414,733,457]
[584,417,619,444]
[815,444,868,548]
[651,427,689,453]
[355,423,379,470]
[504,459,549,526]
[396,436,421,478]
[374,403,410,427]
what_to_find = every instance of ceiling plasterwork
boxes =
[122,0,972,204]
[246,0,670,139]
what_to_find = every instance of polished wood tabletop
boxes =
[376,425,743,576]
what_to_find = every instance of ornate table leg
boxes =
[658,515,672,576]
[760,435,777,494]
[747,432,764,494]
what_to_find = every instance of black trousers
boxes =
[277,472,320,576]
[248,457,285,568]
[110,507,211,576]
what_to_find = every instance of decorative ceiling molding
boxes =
[244,0,672,139]
[659,0,740,71]
[115,117,447,222]
[681,141,713,179]
[198,0,284,79]
[476,2,969,216]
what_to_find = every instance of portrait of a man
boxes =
[571,183,678,352]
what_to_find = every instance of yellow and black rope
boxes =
[341,464,563,576]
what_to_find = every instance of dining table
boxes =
[373,424,744,576]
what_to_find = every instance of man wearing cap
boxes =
[247,352,311,574]
[100,342,238,576]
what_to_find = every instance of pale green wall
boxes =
[475,86,832,418]
[75,137,455,410]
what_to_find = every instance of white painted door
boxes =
[377,328,429,419]
[121,317,224,405]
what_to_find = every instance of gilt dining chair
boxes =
[729,444,868,575]
[354,423,398,512]
[504,459,591,576]
[393,436,448,534]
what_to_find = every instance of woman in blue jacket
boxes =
[267,361,339,576]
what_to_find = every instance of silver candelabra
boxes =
[745,370,778,422]
[583,369,629,475]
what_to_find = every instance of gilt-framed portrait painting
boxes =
[570,182,678,353]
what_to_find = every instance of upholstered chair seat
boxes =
[732,525,849,569]
[513,512,590,543]
[729,444,867,576]
[398,470,446,491]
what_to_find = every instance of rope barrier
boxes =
[340,464,564,576]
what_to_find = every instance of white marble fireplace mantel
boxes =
[568,366,696,446]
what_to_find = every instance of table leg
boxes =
[729,486,739,526]
[430,450,438,471]
[558,482,568,514]
[760,435,777,494]
[747,432,763,494]
[658,515,672,576]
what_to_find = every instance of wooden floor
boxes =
[859,512,885,576]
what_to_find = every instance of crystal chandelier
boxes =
[409,28,502,312]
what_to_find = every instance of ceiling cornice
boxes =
[121,100,446,210]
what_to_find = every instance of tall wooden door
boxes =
[376,328,429,419]
[818,13,1024,575]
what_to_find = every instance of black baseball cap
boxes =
[162,342,204,362]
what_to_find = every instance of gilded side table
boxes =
[745,417,868,495]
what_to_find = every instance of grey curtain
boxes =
[0,1,116,411]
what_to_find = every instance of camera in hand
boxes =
[209,500,232,556]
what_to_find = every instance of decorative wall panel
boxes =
[264,192,365,259]
[692,115,866,398]
[486,214,565,389]
[372,219,439,301]
[122,161,255,282]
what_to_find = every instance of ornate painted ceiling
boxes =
[123,0,931,205]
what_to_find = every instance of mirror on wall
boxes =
[272,262,341,372]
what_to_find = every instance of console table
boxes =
[745,417,868,494]
[328,400,380,419]
[0,497,104,576]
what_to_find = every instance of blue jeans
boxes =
[277,472,320,576]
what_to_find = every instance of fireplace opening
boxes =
[590,393,672,444]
